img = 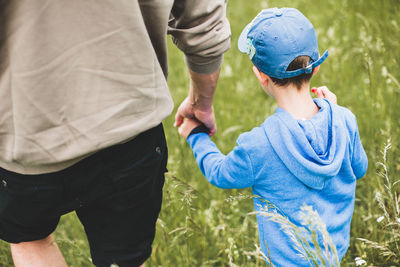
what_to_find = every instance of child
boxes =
[178,7,368,266]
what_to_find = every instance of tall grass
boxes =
[254,202,340,267]
[0,0,399,266]
[356,140,400,266]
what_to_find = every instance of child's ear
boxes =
[252,66,270,87]
[312,66,320,76]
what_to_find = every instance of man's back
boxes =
[0,1,173,174]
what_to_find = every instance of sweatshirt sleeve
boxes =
[168,0,231,74]
[351,126,368,179]
[187,133,254,189]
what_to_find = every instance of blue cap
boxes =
[238,8,328,79]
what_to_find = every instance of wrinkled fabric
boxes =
[0,0,231,174]
[188,99,368,266]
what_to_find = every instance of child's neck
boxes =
[273,83,319,120]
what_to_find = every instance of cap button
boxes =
[274,9,283,17]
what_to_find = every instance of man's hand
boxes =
[174,69,220,136]
[174,97,216,135]
[311,86,337,104]
[178,118,201,140]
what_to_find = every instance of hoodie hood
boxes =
[263,98,346,190]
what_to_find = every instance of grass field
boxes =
[1,0,399,266]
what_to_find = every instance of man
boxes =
[0,1,230,266]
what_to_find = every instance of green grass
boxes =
[1,0,399,266]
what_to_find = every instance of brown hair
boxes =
[270,56,313,89]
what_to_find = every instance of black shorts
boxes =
[0,124,167,267]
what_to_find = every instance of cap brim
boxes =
[238,23,252,53]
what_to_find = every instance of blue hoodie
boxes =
[187,98,368,266]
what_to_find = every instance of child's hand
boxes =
[311,86,337,104]
[178,118,201,140]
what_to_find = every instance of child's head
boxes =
[238,8,328,90]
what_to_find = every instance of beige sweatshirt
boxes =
[0,0,231,174]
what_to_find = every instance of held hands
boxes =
[178,118,201,140]
[311,86,337,104]
[174,97,216,136]
[174,69,220,136]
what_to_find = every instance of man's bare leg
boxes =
[11,234,146,267]
[10,234,67,267]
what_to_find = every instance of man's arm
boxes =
[174,69,219,135]
[169,0,231,134]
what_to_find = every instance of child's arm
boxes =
[351,124,368,179]
[179,119,254,189]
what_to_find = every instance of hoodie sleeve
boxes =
[351,125,368,179]
[187,132,254,189]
